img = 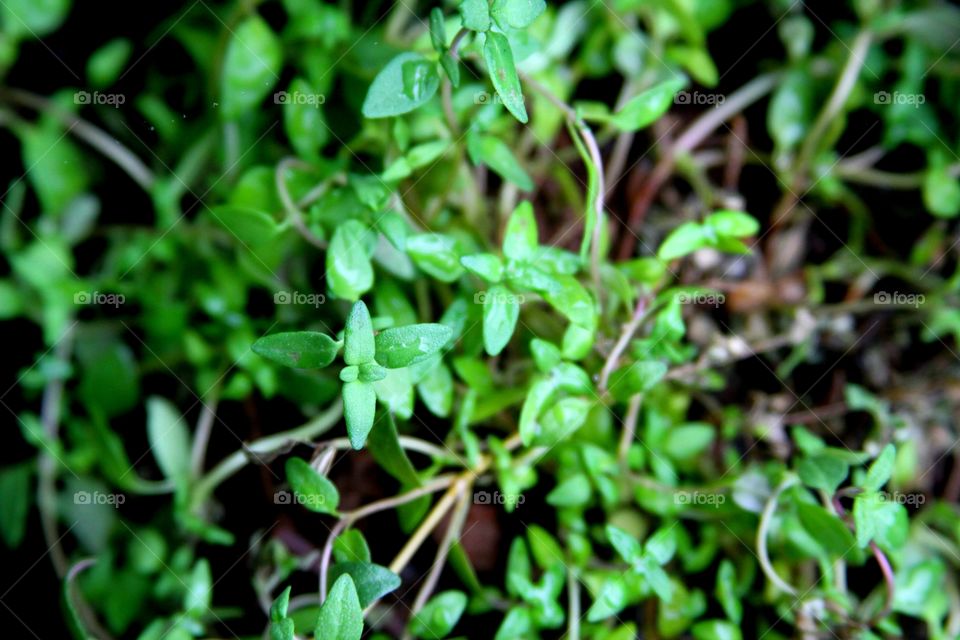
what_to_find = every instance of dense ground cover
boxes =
[1,0,960,638]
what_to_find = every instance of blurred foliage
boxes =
[1,0,960,639]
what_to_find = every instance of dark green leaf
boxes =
[327,562,401,608]
[253,332,340,369]
[375,323,452,368]
[285,458,339,514]
[483,31,528,123]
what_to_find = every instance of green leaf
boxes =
[270,618,294,640]
[283,77,329,160]
[606,525,643,564]
[253,332,340,369]
[461,253,504,282]
[343,381,377,449]
[429,8,447,52]
[367,411,421,487]
[503,201,538,262]
[406,233,465,282]
[482,284,520,356]
[692,619,743,640]
[417,361,454,418]
[491,0,545,29]
[797,455,848,493]
[372,368,415,418]
[0,464,30,548]
[607,360,667,400]
[440,52,461,87]
[853,491,908,551]
[467,133,534,191]
[358,363,387,382]
[87,38,132,88]
[328,220,374,301]
[374,323,452,368]
[344,301,376,365]
[658,221,709,260]
[796,502,855,557]
[285,458,339,515]
[209,205,280,245]
[327,562,401,608]
[768,68,813,150]
[923,163,960,218]
[587,575,630,622]
[644,527,677,564]
[408,590,468,639]
[146,397,191,483]
[20,123,90,216]
[715,560,741,624]
[316,574,363,640]
[483,31,528,123]
[543,275,596,330]
[333,530,372,564]
[270,586,291,622]
[704,210,759,237]
[546,473,591,507]
[362,52,440,118]
[609,77,685,131]
[862,443,896,492]
[1,0,70,38]
[221,16,283,119]
[538,397,591,445]
[459,0,490,31]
